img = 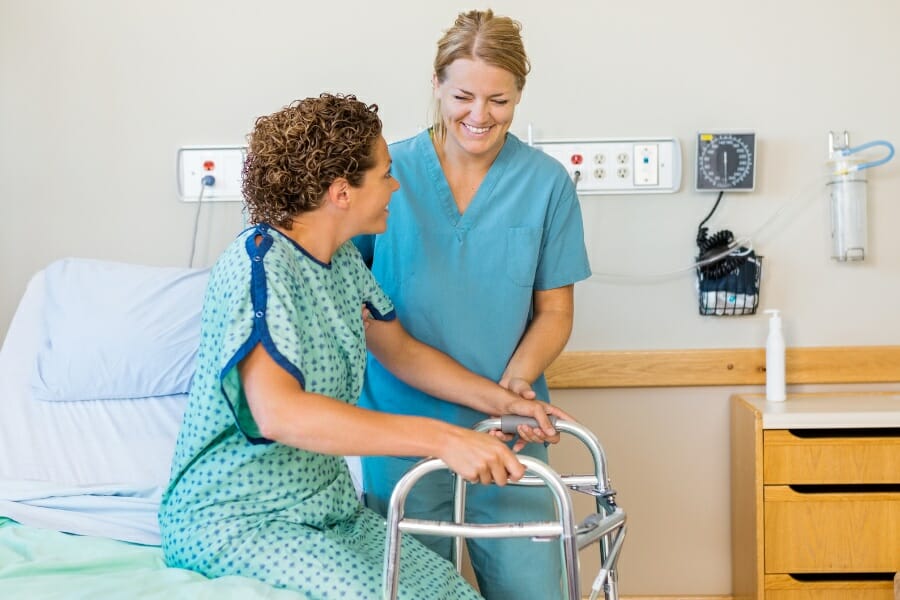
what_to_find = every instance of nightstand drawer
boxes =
[764,574,894,600]
[764,486,900,572]
[764,429,900,484]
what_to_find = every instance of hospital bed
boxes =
[0,257,622,599]
[0,258,313,598]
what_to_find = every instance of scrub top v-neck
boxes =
[421,130,510,229]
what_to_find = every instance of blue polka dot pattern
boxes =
[159,224,481,599]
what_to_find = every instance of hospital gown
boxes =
[159,223,481,600]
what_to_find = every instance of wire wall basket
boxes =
[696,249,762,316]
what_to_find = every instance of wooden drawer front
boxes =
[764,574,894,600]
[764,486,900,572]
[764,430,900,484]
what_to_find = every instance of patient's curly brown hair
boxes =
[242,93,382,229]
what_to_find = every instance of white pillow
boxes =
[31,258,209,402]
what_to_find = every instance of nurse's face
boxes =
[350,136,399,235]
[434,58,521,161]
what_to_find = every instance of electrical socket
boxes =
[532,138,681,195]
[177,146,247,202]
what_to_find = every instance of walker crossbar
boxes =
[398,518,565,539]
[381,418,626,600]
[383,455,579,599]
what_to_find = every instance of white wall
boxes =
[3,0,900,595]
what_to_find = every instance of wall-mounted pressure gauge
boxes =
[695,132,756,191]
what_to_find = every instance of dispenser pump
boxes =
[764,309,786,402]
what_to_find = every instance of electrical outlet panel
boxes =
[177,146,247,202]
[532,138,681,194]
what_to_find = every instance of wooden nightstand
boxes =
[731,393,900,599]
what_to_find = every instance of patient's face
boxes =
[350,136,399,235]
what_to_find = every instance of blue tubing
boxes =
[842,140,895,171]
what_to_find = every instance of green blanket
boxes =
[0,519,309,598]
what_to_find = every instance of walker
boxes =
[382,417,626,600]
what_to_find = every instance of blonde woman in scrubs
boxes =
[354,10,591,600]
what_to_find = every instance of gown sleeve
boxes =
[213,228,318,441]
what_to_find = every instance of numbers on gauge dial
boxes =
[696,133,755,190]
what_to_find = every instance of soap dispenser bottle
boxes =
[764,309,786,402]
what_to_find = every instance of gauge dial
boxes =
[696,132,756,191]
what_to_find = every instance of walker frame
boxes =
[382,418,626,600]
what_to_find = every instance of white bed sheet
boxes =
[0,481,162,544]
[0,270,186,544]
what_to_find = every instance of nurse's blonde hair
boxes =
[431,9,531,142]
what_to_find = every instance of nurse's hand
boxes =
[502,376,537,400]
[491,379,530,445]
[495,377,573,450]
[500,398,576,453]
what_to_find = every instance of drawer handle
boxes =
[789,483,900,494]
[788,426,900,438]
[789,573,895,583]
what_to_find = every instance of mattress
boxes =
[0,517,303,598]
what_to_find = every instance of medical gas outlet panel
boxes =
[177,146,247,202]
[533,138,682,194]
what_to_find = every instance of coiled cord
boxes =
[696,227,748,279]
[695,191,750,280]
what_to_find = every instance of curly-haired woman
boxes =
[158,93,570,599]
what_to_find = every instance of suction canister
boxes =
[826,131,895,261]
[827,154,867,261]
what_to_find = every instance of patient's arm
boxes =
[238,344,525,485]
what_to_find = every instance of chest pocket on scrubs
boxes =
[506,227,542,287]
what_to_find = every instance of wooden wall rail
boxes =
[545,346,900,389]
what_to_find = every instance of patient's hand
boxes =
[361,305,373,331]
[440,427,525,486]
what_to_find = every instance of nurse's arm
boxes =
[365,318,570,437]
[499,284,574,394]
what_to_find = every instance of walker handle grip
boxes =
[499,415,559,434]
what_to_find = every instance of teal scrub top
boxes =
[355,130,591,430]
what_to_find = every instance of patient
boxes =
[158,93,570,599]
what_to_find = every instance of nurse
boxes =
[355,9,591,600]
